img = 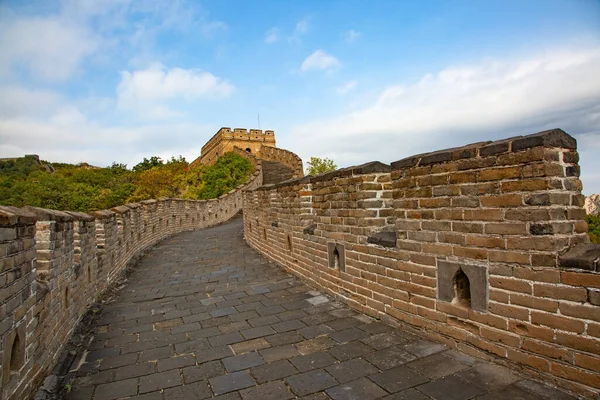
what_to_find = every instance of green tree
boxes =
[132,156,163,173]
[587,214,600,243]
[306,157,337,176]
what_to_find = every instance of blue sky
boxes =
[1,0,599,194]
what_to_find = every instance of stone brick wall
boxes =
[257,146,304,179]
[242,129,600,397]
[0,156,263,400]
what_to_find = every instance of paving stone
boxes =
[298,393,332,400]
[241,325,276,340]
[87,347,120,362]
[365,346,417,370]
[456,363,520,391]
[183,360,226,383]
[170,322,201,334]
[249,315,281,327]
[75,370,115,387]
[476,385,547,400]
[196,345,234,363]
[326,377,388,400]
[299,324,335,339]
[163,381,212,400]
[272,319,307,333]
[328,341,374,361]
[209,332,244,346]
[441,350,478,366]
[139,346,174,362]
[290,351,337,372]
[250,360,299,384]
[93,378,138,400]
[211,307,239,317]
[223,351,265,372]
[416,375,486,400]
[327,317,362,331]
[139,369,183,394]
[382,388,431,400]
[325,358,379,383]
[174,338,210,354]
[115,362,156,380]
[286,369,339,396]
[99,353,138,370]
[158,354,196,371]
[360,331,410,350]
[296,336,336,355]
[209,371,256,395]
[265,331,304,346]
[402,340,447,358]
[406,353,469,379]
[135,391,166,400]
[240,380,295,400]
[260,344,300,362]
[329,327,370,343]
[220,321,251,334]
[514,380,577,400]
[369,365,429,392]
[187,326,221,340]
[231,338,271,354]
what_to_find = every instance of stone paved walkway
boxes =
[64,217,578,400]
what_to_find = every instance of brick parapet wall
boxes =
[0,158,263,400]
[242,129,600,397]
[257,146,304,179]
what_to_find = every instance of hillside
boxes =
[0,153,252,212]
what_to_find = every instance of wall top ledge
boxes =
[90,209,116,219]
[111,205,131,215]
[24,206,74,222]
[391,128,576,170]
[0,206,37,226]
[65,211,95,221]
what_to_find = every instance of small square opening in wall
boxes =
[327,242,346,272]
[437,260,487,312]
[452,268,471,308]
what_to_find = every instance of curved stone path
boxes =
[64,217,577,400]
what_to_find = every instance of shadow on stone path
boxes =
[64,217,577,400]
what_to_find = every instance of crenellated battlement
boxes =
[192,127,277,167]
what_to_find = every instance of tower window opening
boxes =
[452,268,471,308]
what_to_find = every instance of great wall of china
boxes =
[0,127,599,399]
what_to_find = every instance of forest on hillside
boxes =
[0,153,253,212]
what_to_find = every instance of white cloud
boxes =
[336,80,357,95]
[288,18,310,43]
[0,109,208,167]
[0,86,64,118]
[301,50,341,71]
[289,48,600,194]
[0,15,100,81]
[295,19,309,35]
[343,29,361,43]
[265,27,279,44]
[116,63,234,117]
